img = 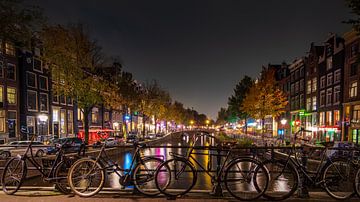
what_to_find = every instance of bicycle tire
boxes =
[355,167,360,198]
[255,159,299,201]
[1,157,27,195]
[54,160,71,194]
[68,158,105,197]
[133,158,170,196]
[224,157,269,201]
[322,158,356,200]
[155,158,196,197]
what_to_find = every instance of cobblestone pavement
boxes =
[0,189,358,202]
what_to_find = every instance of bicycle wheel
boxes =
[133,158,170,196]
[322,158,356,200]
[355,167,360,198]
[68,158,105,197]
[2,157,27,195]
[256,159,299,201]
[155,158,196,197]
[224,158,269,201]
[54,160,71,194]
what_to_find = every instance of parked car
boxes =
[47,137,84,155]
[92,137,124,148]
[145,133,156,139]
[4,141,48,157]
[126,133,138,143]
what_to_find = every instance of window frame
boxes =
[27,90,38,112]
[38,75,48,91]
[6,87,16,105]
[39,93,49,112]
[6,63,16,81]
[26,71,37,88]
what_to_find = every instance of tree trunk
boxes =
[154,115,157,134]
[142,115,146,138]
[244,118,248,135]
[83,108,91,145]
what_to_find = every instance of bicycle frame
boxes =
[19,134,65,181]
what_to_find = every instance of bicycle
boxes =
[67,132,169,197]
[1,129,79,195]
[256,127,357,201]
[154,132,269,201]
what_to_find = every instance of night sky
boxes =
[31,0,352,119]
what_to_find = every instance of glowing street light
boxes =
[280,119,287,125]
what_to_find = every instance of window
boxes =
[5,42,15,56]
[91,108,99,123]
[334,110,340,125]
[295,69,299,80]
[320,112,325,126]
[307,80,312,94]
[7,111,16,138]
[306,98,312,111]
[39,76,48,90]
[26,72,37,88]
[7,88,16,105]
[6,63,16,80]
[351,43,359,57]
[0,110,5,132]
[59,95,66,105]
[295,95,299,109]
[39,93,48,112]
[312,96,317,111]
[312,77,317,92]
[351,63,358,76]
[320,90,326,107]
[334,69,341,83]
[353,105,360,122]
[326,88,332,106]
[104,112,110,122]
[334,86,340,104]
[291,73,295,82]
[300,79,304,91]
[350,81,358,98]
[327,73,333,86]
[326,111,333,126]
[27,116,35,134]
[320,76,326,89]
[66,97,73,105]
[33,58,42,72]
[291,97,295,109]
[27,90,37,111]
[52,92,58,103]
[34,47,41,57]
[326,57,333,70]
[291,84,295,95]
[300,94,304,109]
[300,67,304,77]
[77,108,84,121]
[67,110,73,134]
[0,61,3,78]
[295,81,299,93]
[0,86,3,105]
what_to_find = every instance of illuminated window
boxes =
[334,110,340,125]
[326,111,332,126]
[7,87,16,105]
[319,112,325,126]
[312,77,317,92]
[77,108,84,121]
[91,108,99,123]
[350,81,358,98]
[67,110,73,134]
[0,110,5,132]
[0,86,3,104]
[312,96,317,111]
[5,42,15,56]
[306,98,311,111]
[307,80,311,94]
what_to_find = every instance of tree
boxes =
[41,24,106,144]
[0,0,45,46]
[228,75,254,134]
[216,107,230,125]
[241,67,288,137]
[345,0,360,32]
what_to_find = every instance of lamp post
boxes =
[38,114,48,142]
[205,120,210,129]
[190,120,194,130]
[280,119,287,140]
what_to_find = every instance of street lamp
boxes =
[38,114,48,142]
[190,120,194,129]
[205,120,210,129]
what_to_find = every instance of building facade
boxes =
[0,40,20,143]
[343,30,360,144]
[317,34,345,142]
[19,48,51,141]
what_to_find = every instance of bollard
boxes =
[297,148,309,198]
[210,145,223,196]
